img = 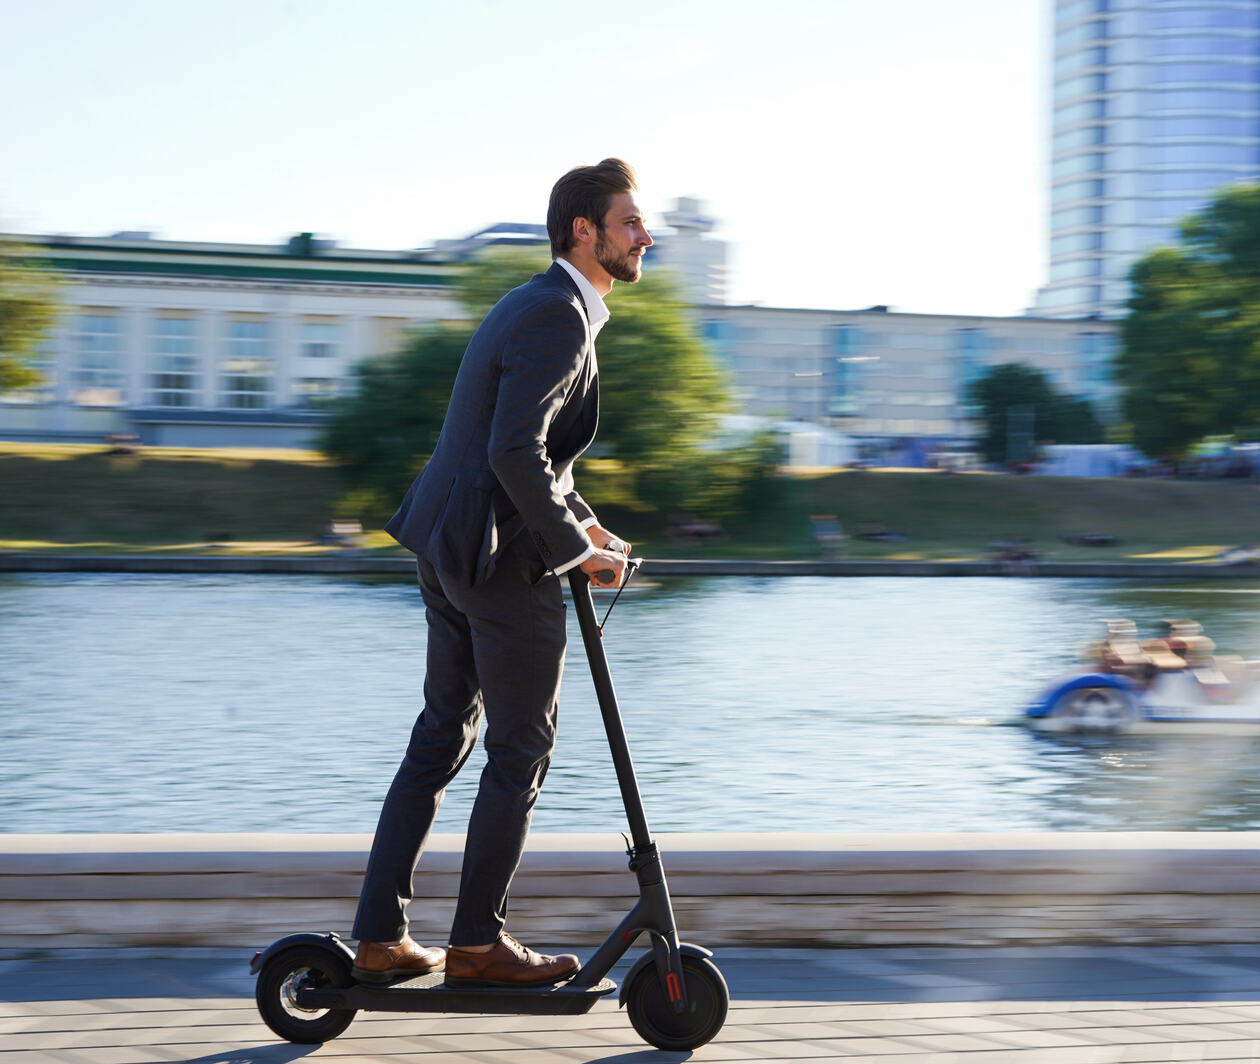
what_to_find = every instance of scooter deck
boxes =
[298,973,618,1016]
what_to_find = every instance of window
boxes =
[1137,195,1207,220]
[1052,152,1106,179]
[300,321,341,359]
[1039,284,1102,309]
[1077,332,1115,387]
[1055,98,1107,126]
[952,329,992,413]
[1153,35,1260,58]
[702,319,736,363]
[219,318,272,409]
[1052,204,1106,229]
[1150,63,1258,85]
[70,312,125,405]
[1054,72,1108,102]
[293,377,341,409]
[1054,125,1107,153]
[1153,8,1259,31]
[1052,178,1106,205]
[1148,116,1257,139]
[1050,257,1104,282]
[1056,18,1109,50]
[147,316,199,407]
[1147,88,1258,112]
[1141,170,1247,193]
[1150,142,1260,166]
[1058,46,1108,75]
[1058,0,1109,24]
[1052,231,1105,255]
[827,325,867,416]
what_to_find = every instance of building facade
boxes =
[1038,0,1260,319]
[1,233,463,447]
[3,223,1117,456]
[701,305,1118,455]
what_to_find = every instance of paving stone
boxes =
[6,946,1260,1062]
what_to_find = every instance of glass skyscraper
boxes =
[1039,0,1260,319]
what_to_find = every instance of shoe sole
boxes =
[353,964,444,984]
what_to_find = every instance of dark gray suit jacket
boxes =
[384,262,599,586]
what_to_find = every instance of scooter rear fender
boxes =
[249,931,354,975]
[618,942,713,1008]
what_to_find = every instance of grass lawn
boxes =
[3,442,1259,563]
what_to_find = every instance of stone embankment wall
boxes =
[4,833,1260,950]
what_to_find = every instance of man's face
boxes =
[594,191,653,284]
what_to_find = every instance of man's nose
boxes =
[639,226,653,247]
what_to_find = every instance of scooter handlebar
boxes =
[593,557,642,587]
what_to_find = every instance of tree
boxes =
[968,363,1103,466]
[0,241,62,391]
[1117,182,1260,460]
[320,248,737,517]
[436,248,731,466]
[320,322,471,507]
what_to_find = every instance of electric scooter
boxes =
[250,561,729,1052]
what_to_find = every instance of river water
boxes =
[4,571,1260,836]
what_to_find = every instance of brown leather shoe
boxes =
[352,936,446,984]
[445,933,580,988]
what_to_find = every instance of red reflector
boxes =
[666,972,682,1002]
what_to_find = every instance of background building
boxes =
[1,232,462,447]
[702,305,1117,460]
[1038,0,1260,319]
[4,205,1115,455]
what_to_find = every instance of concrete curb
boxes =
[6,832,1260,950]
[2,553,1259,577]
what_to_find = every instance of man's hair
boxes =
[547,158,637,258]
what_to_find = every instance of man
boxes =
[350,159,651,988]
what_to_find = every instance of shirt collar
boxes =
[555,257,611,337]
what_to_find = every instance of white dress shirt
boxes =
[548,257,608,574]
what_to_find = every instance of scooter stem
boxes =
[567,568,654,854]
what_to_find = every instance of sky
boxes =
[0,0,1048,317]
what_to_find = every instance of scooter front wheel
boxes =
[625,953,729,1050]
[255,944,357,1044]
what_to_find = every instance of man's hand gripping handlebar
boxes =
[579,532,634,588]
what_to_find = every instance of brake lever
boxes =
[598,557,642,633]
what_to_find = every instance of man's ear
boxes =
[572,216,596,248]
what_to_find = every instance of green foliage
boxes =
[457,247,550,320]
[0,242,62,391]
[1118,182,1260,460]
[451,249,732,466]
[595,269,730,464]
[967,363,1103,465]
[319,322,472,512]
[319,246,740,524]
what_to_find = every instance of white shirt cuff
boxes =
[581,517,599,529]
[551,545,594,576]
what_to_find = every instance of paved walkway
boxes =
[5,944,1260,1062]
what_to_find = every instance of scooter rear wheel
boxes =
[255,944,357,1044]
[625,953,729,1050]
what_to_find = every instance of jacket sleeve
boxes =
[487,297,594,571]
[565,489,596,527]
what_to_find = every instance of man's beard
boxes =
[595,231,641,283]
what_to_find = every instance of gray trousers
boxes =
[352,534,567,946]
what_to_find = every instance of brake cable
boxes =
[597,558,640,635]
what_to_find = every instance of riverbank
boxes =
[8,832,1260,950]
[5,441,1260,564]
